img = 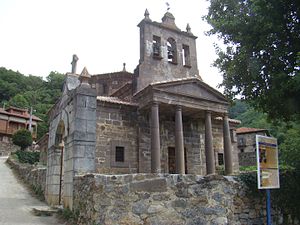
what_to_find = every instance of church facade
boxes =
[45,10,240,208]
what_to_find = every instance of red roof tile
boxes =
[236,127,268,134]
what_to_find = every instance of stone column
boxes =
[151,102,161,173]
[205,111,215,175]
[175,105,185,174]
[223,114,233,175]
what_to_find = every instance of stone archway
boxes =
[45,119,66,206]
[46,73,97,209]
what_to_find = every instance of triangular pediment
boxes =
[152,78,227,103]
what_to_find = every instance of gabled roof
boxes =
[135,77,228,105]
[236,127,268,134]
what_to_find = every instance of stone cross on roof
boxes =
[71,54,79,74]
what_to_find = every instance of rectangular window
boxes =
[115,146,125,162]
[182,44,191,67]
[218,153,224,165]
[238,137,245,146]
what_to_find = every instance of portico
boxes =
[134,78,234,175]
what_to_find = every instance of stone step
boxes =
[31,206,59,217]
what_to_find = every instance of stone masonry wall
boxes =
[73,173,286,225]
[239,152,257,167]
[0,141,19,156]
[95,102,138,174]
[6,156,46,195]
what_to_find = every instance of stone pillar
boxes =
[175,105,185,174]
[205,111,215,175]
[151,102,161,173]
[223,114,233,175]
[64,81,97,209]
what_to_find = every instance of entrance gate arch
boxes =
[45,73,97,209]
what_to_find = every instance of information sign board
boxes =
[256,135,280,189]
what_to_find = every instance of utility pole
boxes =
[29,107,33,133]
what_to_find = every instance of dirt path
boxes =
[0,156,65,225]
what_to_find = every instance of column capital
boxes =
[223,112,229,117]
[175,105,182,111]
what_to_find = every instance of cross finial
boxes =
[166,2,170,11]
[71,54,79,74]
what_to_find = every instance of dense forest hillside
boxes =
[0,67,65,139]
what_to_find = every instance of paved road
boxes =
[0,156,65,225]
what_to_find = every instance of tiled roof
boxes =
[0,108,42,121]
[97,96,138,106]
[236,127,268,134]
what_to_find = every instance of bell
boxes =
[167,45,173,59]
[168,51,173,59]
[153,45,160,56]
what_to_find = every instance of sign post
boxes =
[256,135,280,225]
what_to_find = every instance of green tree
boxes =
[279,123,300,169]
[8,94,30,108]
[12,129,33,150]
[205,0,300,121]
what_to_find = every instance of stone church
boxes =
[45,10,240,208]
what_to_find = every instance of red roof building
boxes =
[0,106,42,141]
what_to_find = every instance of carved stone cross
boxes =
[71,54,79,74]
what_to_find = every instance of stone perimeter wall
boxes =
[0,141,19,156]
[73,173,285,225]
[6,157,46,195]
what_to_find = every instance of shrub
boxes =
[15,150,40,164]
[12,129,32,150]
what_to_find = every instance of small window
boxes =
[115,146,125,162]
[238,137,245,146]
[240,148,244,153]
[152,35,162,59]
[218,153,224,165]
[182,44,191,67]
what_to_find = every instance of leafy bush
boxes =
[15,150,40,164]
[12,129,32,150]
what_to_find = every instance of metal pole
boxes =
[266,189,272,225]
[29,107,33,133]
[59,145,64,205]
